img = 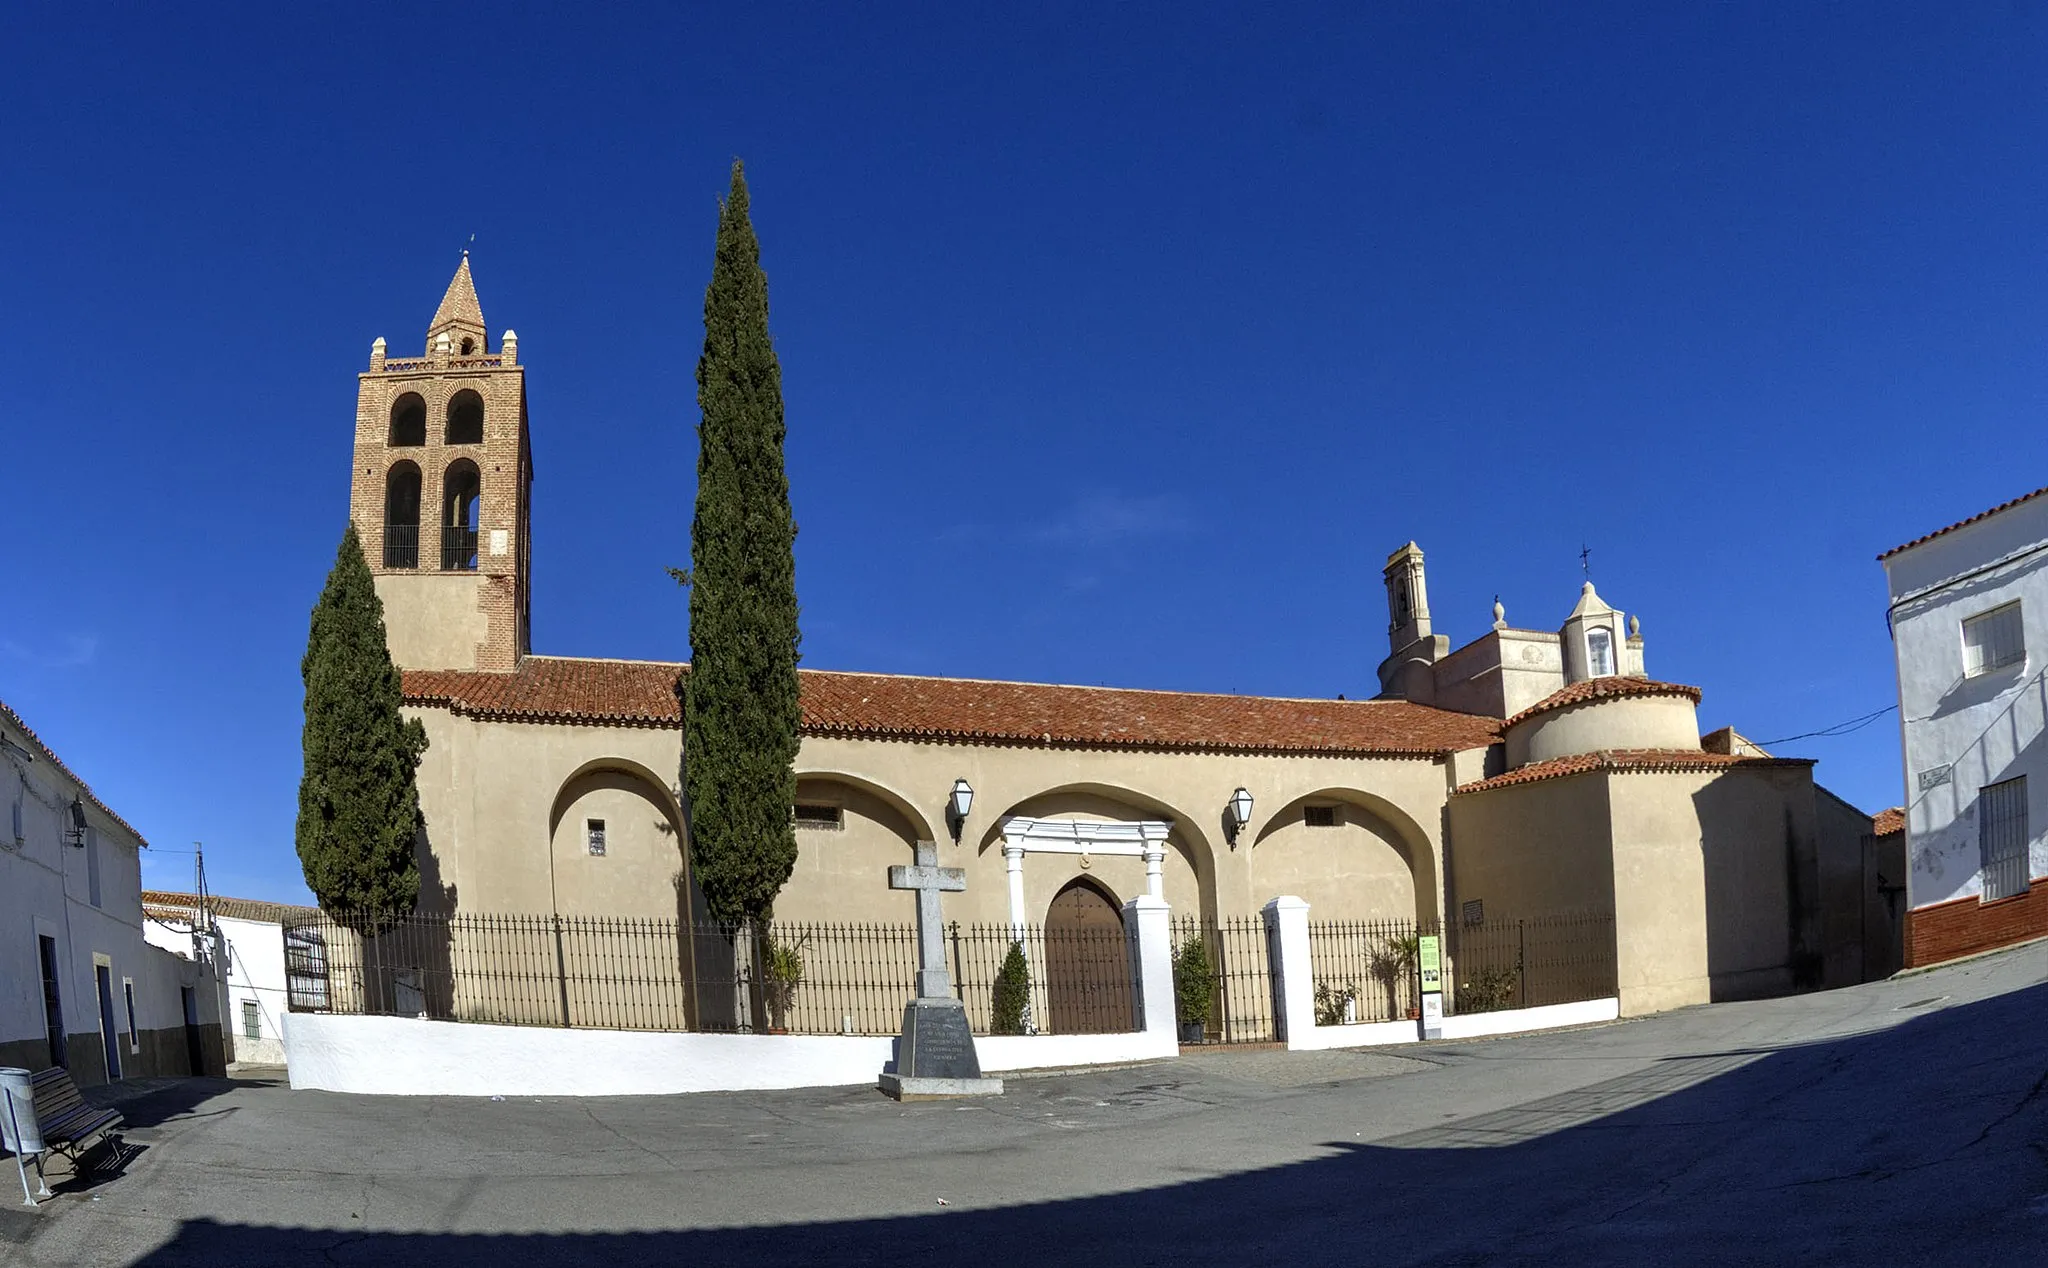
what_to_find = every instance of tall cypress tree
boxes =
[295,522,426,924]
[685,159,802,926]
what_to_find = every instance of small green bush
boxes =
[1457,966,1519,1013]
[1314,981,1358,1027]
[1172,936,1216,1025]
[991,941,1031,1035]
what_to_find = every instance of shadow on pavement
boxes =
[121,982,2048,1266]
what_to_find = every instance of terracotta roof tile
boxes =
[1502,677,1703,730]
[404,656,683,727]
[1880,484,2048,560]
[142,890,320,927]
[1454,748,1813,794]
[1871,806,1906,837]
[0,697,148,847]
[401,657,1503,758]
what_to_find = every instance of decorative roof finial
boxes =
[1629,613,1641,639]
[1492,596,1506,631]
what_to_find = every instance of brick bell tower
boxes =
[348,253,531,672]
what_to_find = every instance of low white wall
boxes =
[1437,997,1618,1040]
[284,1012,1174,1097]
[1289,997,1620,1052]
[978,1029,1176,1071]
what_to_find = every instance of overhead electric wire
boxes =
[1755,704,1898,747]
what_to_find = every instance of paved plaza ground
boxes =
[7,943,2048,1266]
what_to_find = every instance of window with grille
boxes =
[242,1000,261,1040]
[794,804,844,829]
[1963,603,2025,677]
[1979,776,2030,902]
[586,819,606,857]
[1303,805,1339,828]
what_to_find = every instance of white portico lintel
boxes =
[998,815,1174,928]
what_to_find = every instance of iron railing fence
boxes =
[1169,915,1277,1044]
[383,523,419,569]
[440,525,478,571]
[1304,918,1436,1025]
[1448,913,1618,1013]
[283,910,1140,1037]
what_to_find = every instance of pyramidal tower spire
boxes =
[427,251,488,356]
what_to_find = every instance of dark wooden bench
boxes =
[26,1067,124,1172]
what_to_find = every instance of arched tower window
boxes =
[459,337,475,356]
[383,462,421,569]
[389,393,427,447]
[440,459,481,571]
[1587,627,1615,677]
[446,390,485,445]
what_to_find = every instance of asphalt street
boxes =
[7,943,2048,1266]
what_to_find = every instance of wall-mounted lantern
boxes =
[947,778,974,842]
[65,795,87,848]
[1225,786,1254,847]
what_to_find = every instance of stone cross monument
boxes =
[877,841,1004,1100]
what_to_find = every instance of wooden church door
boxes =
[1044,879,1135,1034]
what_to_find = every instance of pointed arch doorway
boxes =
[1044,879,1135,1034]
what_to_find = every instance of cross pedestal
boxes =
[877,841,1004,1101]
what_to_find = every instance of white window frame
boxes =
[1587,627,1616,677]
[241,999,262,1041]
[1962,601,2025,678]
[122,977,140,1055]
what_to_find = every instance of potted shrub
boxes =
[1371,933,1421,1021]
[991,940,1032,1035]
[1172,935,1217,1043]
[762,934,806,1033]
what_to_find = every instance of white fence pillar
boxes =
[1262,896,1312,1046]
[1124,895,1175,1040]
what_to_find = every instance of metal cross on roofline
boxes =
[889,841,966,1000]
[1580,544,1593,580]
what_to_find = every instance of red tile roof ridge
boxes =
[1502,677,1704,730]
[520,654,1447,708]
[0,697,148,847]
[401,659,1502,756]
[1454,747,1814,795]
[142,889,321,926]
[1880,484,2048,561]
[1871,806,1906,836]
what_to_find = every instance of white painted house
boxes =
[1883,484,2048,966]
[144,892,314,1067]
[1,699,228,1085]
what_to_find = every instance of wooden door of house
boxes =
[1044,880,1134,1034]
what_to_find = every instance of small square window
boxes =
[586,819,606,857]
[1303,805,1339,828]
[1964,602,2025,677]
[242,1000,261,1041]
[794,804,844,829]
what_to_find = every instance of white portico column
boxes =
[1003,841,1027,933]
[1142,844,1165,899]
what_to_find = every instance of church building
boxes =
[347,260,1884,1018]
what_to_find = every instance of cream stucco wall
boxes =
[1508,694,1701,767]
[1249,800,1423,924]
[409,707,1461,931]
[1603,766,1819,1013]
[411,710,691,921]
[377,573,491,674]
[1447,772,1617,923]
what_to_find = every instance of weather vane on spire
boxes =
[1580,544,1592,580]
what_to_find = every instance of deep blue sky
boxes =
[3,6,2041,903]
